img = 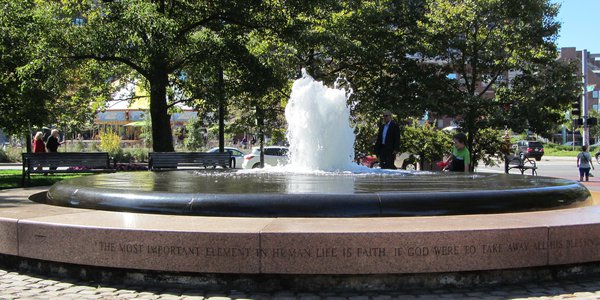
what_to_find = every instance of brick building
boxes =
[559,47,600,114]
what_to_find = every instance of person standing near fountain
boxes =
[374,111,400,169]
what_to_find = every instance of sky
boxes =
[555,0,600,53]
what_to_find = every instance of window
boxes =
[264,148,277,156]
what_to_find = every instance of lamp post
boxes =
[217,65,225,153]
[582,49,589,146]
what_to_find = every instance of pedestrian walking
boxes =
[46,129,63,153]
[33,131,46,153]
[46,129,63,173]
[33,131,46,172]
[577,145,594,182]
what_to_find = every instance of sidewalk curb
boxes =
[540,156,576,162]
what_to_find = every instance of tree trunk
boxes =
[217,66,225,152]
[256,106,265,168]
[149,71,175,152]
[25,132,32,153]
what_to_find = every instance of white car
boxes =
[242,146,289,169]
[207,147,245,169]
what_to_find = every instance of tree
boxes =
[419,0,562,169]
[281,1,455,120]
[35,0,316,152]
[183,116,205,151]
[0,0,109,151]
[495,60,580,138]
[0,0,57,136]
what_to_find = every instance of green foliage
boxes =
[0,0,53,134]
[113,151,132,164]
[543,143,580,157]
[125,147,149,163]
[354,117,379,155]
[587,110,600,142]
[268,128,287,146]
[495,60,580,137]
[99,129,122,157]
[471,128,504,167]
[139,112,153,148]
[399,121,452,164]
[0,0,576,166]
[418,0,563,168]
[183,116,206,151]
[0,0,116,135]
[31,0,310,152]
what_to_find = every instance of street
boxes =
[476,156,578,178]
[476,156,600,192]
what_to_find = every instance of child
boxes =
[445,132,470,172]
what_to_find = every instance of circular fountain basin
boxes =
[39,170,591,217]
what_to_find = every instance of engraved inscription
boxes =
[93,241,253,258]
[92,238,600,261]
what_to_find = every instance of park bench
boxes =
[22,152,116,186]
[504,155,537,176]
[148,152,233,171]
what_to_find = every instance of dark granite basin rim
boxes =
[32,171,592,217]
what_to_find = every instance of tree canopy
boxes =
[0,0,580,162]
[34,0,310,151]
[418,0,573,168]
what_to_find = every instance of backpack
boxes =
[580,152,589,164]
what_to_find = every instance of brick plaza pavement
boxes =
[3,266,600,299]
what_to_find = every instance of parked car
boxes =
[207,147,245,169]
[242,146,289,169]
[513,140,544,161]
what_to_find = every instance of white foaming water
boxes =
[285,69,361,172]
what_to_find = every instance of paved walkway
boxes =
[2,266,600,299]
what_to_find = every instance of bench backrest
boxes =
[22,152,112,169]
[149,152,232,170]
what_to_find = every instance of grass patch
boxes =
[541,143,599,157]
[543,149,579,157]
[0,170,87,190]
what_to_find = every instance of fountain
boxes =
[0,71,597,291]
[40,70,590,216]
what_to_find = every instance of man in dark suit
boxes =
[374,111,400,169]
